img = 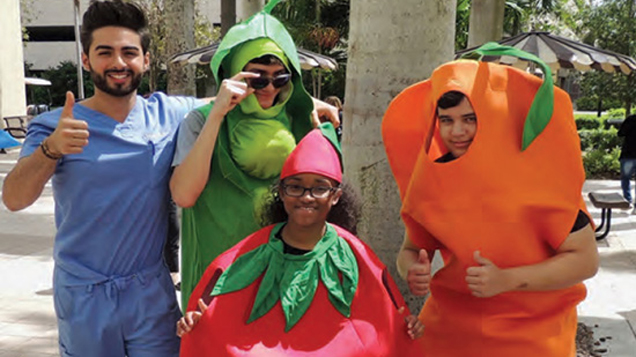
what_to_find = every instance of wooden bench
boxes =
[588,192,631,240]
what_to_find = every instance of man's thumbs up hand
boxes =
[407,249,432,296]
[466,251,511,298]
[46,91,89,157]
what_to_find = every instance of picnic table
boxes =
[588,192,631,240]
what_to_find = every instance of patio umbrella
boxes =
[169,42,339,71]
[455,31,636,75]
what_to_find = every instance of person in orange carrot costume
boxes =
[382,43,599,357]
[177,123,424,356]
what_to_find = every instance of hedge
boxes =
[578,125,622,179]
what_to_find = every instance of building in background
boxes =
[22,0,221,72]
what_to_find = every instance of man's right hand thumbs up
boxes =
[46,91,89,156]
[407,249,432,296]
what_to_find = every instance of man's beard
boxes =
[91,68,142,97]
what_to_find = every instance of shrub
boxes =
[578,130,593,151]
[583,147,621,179]
[574,114,601,130]
[606,108,626,119]
[578,126,622,179]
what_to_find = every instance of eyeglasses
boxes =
[246,73,292,89]
[281,184,338,199]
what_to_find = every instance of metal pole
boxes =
[73,0,85,99]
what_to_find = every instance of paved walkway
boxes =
[0,147,635,356]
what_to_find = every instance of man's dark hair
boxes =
[248,55,286,67]
[437,90,466,110]
[80,0,150,55]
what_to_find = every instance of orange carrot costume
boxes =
[382,49,589,356]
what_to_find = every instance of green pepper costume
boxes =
[180,0,314,308]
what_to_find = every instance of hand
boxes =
[311,98,340,128]
[466,251,511,298]
[407,249,431,296]
[176,299,209,337]
[211,72,258,117]
[47,91,89,156]
[399,306,424,340]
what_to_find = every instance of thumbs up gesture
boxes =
[407,249,432,296]
[47,91,89,156]
[466,251,510,298]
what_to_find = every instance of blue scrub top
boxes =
[20,93,202,286]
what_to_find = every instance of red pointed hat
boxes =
[280,123,342,183]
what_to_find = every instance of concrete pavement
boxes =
[0,147,635,356]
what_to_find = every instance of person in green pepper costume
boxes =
[170,1,333,308]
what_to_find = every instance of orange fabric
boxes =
[180,225,424,356]
[382,61,588,357]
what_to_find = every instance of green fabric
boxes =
[318,122,344,172]
[460,42,555,151]
[229,118,296,179]
[211,223,359,331]
[229,37,290,75]
[180,0,314,309]
[228,38,292,117]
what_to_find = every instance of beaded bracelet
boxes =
[40,139,63,160]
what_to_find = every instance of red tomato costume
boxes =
[180,124,423,356]
[383,59,589,357]
[180,224,422,356]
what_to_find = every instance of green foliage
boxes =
[583,147,621,179]
[606,108,626,120]
[136,0,219,94]
[31,61,94,107]
[574,115,601,131]
[455,0,577,51]
[575,0,636,114]
[576,71,632,114]
[271,0,349,100]
[20,0,37,41]
[455,0,470,51]
[579,126,622,178]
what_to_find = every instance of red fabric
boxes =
[280,128,342,183]
[181,225,423,356]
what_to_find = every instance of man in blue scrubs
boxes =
[1,1,203,355]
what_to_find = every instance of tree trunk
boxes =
[467,0,505,48]
[221,0,237,36]
[236,0,264,22]
[165,0,196,96]
[344,0,457,313]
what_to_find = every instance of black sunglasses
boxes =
[246,73,292,90]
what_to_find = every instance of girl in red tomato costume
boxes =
[177,123,424,356]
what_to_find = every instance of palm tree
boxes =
[237,0,265,22]
[467,0,505,48]
[343,0,457,310]
[165,0,196,95]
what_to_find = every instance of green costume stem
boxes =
[461,42,554,151]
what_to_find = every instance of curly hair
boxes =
[259,180,361,235]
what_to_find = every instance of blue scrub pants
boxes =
[54,263,181,357]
